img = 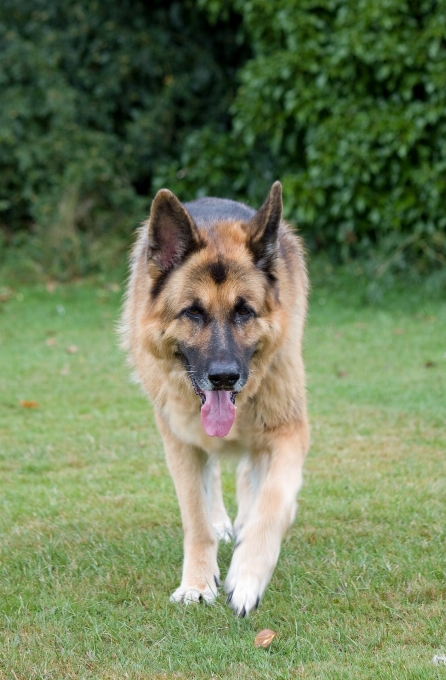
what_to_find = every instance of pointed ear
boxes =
[147,189,202,275]
[245,181,282,273]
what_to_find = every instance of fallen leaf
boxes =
[45,281,56,293]
[66,345,78,354]
[20,400,39,408]
[254,629,277,648]
[0,287,14,302]
[424,361,436,368]
[337,370,348,378]
[46,337,57,346]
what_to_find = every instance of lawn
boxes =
[0,271,445,679]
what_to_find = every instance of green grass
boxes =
[0,274,445,679]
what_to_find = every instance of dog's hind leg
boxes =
[225,419,309,616]
[156,414,219,605]
[233,457,255,543]
[207,456,233,543]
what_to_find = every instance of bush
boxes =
[1,0,446,280]
[0,0,246,278]
[168,0,446,274]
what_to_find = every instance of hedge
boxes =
[0,0,246,277]
[1,0,446,278]
[166,0,446,274]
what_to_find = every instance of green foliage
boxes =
[0,0,245,277]
[194,0,446,273]
[1,0,446,278]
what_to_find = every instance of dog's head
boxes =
[143,182,289,437]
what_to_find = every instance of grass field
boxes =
[0,272,445,679]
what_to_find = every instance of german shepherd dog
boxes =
[120,182,309,616]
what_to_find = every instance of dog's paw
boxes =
[225,544,276,616]
[232,520,246,547]
[225,569,262,617]
[213,519,233,543]
[170,581,218,605]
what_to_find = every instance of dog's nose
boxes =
[208,364,240,389]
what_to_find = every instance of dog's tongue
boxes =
[201,390,236,437]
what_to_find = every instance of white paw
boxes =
[169,580,218,605]
[232,520,244,545]
[225,572,261,616]
[213,520,233,543]
[225,544,277,616]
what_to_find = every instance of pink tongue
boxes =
[201,390,236,437]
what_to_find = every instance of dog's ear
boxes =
[147,189,202,275]
[245,181,282,274]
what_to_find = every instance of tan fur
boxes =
[120,185,310,615]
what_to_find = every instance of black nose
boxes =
[208,363,240,389]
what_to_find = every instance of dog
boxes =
[120,182,309,616]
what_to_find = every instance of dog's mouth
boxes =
[192,383,237,407]
[189,377,237,439]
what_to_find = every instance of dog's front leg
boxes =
[225,420,309,616]
[157,415,219,604]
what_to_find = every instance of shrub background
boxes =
[0,0,246,278]
[1,0,446,279]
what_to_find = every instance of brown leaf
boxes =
[254,629,277,648]
[0,287,14,302]
[337,370,348,378]
[66,345,78,354]
[20,400,39,408]
[424,361,436,368]
[45,337,57,346]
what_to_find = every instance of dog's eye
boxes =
[185,306,203,320]
[235,304,255,320]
